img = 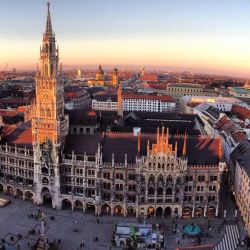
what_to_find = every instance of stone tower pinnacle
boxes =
[45,2,52,35]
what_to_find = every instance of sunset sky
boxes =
[0,0,250,77]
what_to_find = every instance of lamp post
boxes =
[234,209,238,220]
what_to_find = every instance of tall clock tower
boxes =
[32,3,69,208]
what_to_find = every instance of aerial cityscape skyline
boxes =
[1,0,250,77]
[1,2,250,249]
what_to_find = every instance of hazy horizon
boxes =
[1,0,250,78]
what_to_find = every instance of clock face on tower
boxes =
[42,93,51,103]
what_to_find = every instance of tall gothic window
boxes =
[44,63,48,77]
[47,109,51,117]
[41,108,45,117]
[50,63,54,76]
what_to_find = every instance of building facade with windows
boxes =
[122,93,175,113]
[160,83,218,104]
[92,92,175,113]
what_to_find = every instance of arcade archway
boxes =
[41,187,52,207]
[24,191,34,201]
[114,205,124,216]
[207,206,216,217]
[194,207,203,217]
[86,202,95,214]
[127,206,135,217]
[156,207,163,217]
[16,189,23,198]
[62,199,72,210]
[101,204,111,215]
[74,200,83,211]
[6,186,14,195]
[164,207,172,217]
[147,207,155,217]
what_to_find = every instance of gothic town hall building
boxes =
[0,4,226,219]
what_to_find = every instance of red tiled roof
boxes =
[123,93,174,102]
[65,92,78,98]
[148,83,166,90]
[64,90,88,98]
[187,102,201,108]
[139,74,158,81]
[231,131,246,144]
[17,106,30,113]
[87,111,97,116]
[0,109,17,117]
[1,126,32,149]
[232,105,250,120]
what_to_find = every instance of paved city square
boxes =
[0,193,247,250]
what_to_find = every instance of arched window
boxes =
[149,175,155,183]
[47,109,51,117]
[157,187,163,196]
[171,163,174,171]
[42,177,49,185]
[148,187,155,195]
[42,167,48,174]
[167,175,172,183]
[158,175,164,183]
[166,187,172,195]
[40,108,45,117]
[44,63,48,76]
[158,163,161,170]
[166,163,170,171]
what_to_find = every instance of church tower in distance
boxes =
[32,2,69,208]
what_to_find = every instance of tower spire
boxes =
[45,2,52,35]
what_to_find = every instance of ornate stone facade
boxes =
[31,2,69,209]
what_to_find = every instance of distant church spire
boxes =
[45,2,52,35]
